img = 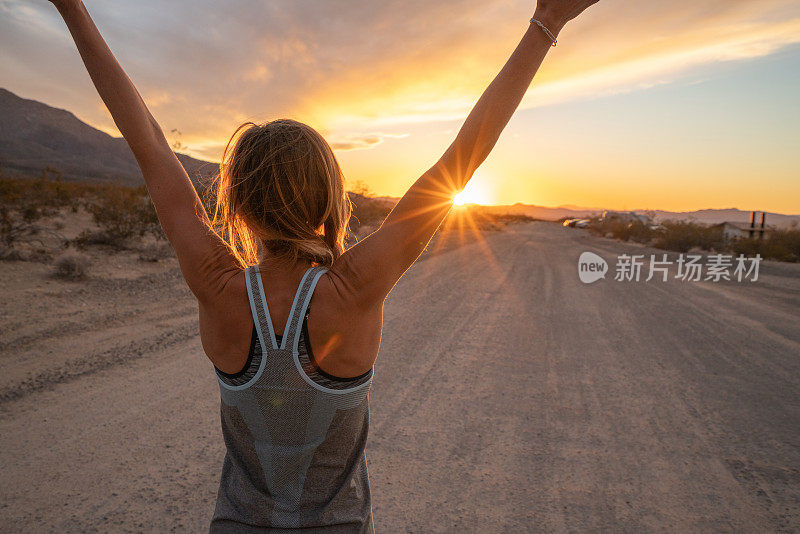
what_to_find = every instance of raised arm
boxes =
[332,0,599,302]
[49,0,239,301]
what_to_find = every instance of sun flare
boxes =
[452,191,470,206]
[452,177,494,206]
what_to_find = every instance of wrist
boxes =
[531,9,565,37]
[52,0,82,16]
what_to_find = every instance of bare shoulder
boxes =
[197,267,252,374]
[309,264,384,378]
[322,256,365,306]
[325,238,395,309]
[204,266,248,313]
[310,266,372,330]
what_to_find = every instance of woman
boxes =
[46,0,598,531]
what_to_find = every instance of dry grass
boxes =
[53,252,89,280]
[730,230,800,262]
[138,243,175,263]
[1,170,164,257]
[588,217,800,261]
[346,191,394,245]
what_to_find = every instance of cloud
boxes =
[2,0,799,161]
[330,136,383,151]
[329,132,409,151]
[290,0,800,127]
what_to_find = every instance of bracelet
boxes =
[530,18,557,47]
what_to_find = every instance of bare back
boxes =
[199,258,384,379]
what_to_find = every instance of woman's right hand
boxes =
[533,0,599,34]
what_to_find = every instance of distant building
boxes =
[713,222,770,240]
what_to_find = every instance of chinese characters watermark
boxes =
[579,252,761,284]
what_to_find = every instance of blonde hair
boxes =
[206,119,351,268]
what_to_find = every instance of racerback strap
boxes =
[281,266,328,351]
[245,265,279,350]
[245,265,328,353]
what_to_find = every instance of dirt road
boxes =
[1,222,798,532]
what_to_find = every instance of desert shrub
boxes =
[589,218,655,244]
[652,221,725,253]
[138,242,175,262]
[485,213,537,224]
[0,248,25,261]
[1,172,166,251]
[72,229,128,250]
[80,185,163,248]
[0,168,93,216]
[53,252,89,280]
[28,248,53,262]
[0,170,97,256]
[768,229,800,261]
[587,214,798,261]
[589,218,725,252]
[0,206,15,249]
[347,191,394,240]
[731,229,800,262]
[0,205,59,259]
[617,220,653,243]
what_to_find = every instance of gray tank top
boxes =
[210,265,375,533]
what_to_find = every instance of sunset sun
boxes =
[453,177,494,206]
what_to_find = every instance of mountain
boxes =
[644,208,799,229]
[480,203,602,221]
[0,88,217,185]
[479,204,799,228]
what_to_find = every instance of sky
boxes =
[1,0,799,213]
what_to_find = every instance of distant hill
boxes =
[477,204,799,229]
[349,198,800,228]
[480,203,602,222]
[644,208,799,229]
[0,88,216,186]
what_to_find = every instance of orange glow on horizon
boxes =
[452,176,495,206]
[8,0,798,214]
